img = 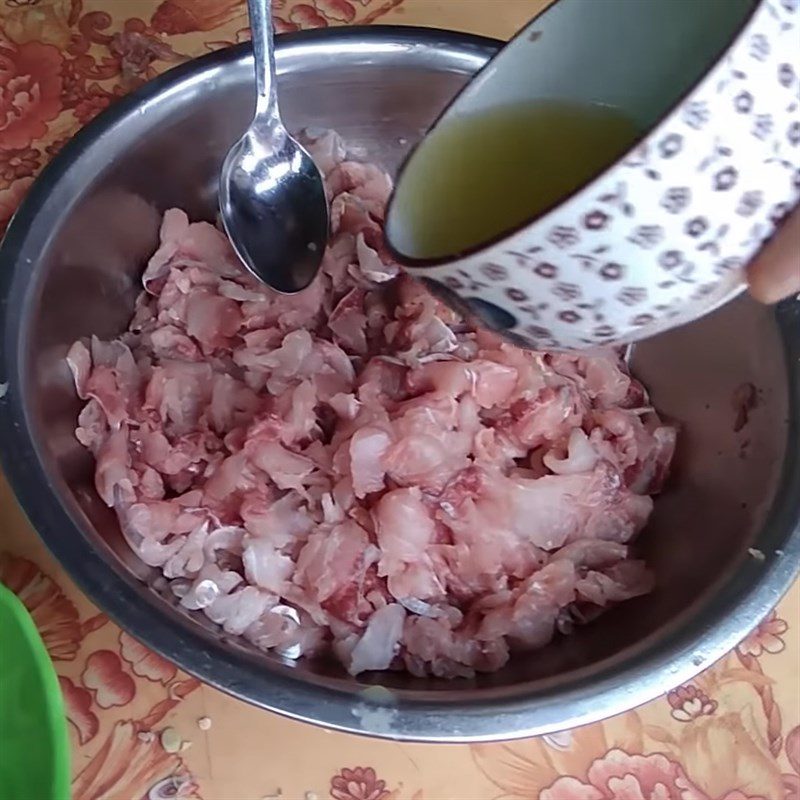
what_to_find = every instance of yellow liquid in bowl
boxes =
[391,100,640,260]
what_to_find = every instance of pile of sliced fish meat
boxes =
[68,130,676,678]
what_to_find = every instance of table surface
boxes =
[1,1,798,798]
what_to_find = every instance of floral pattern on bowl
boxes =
[405,0,800,350]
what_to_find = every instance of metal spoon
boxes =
[219,0,328,293]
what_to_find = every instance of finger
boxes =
[747,205,800,304]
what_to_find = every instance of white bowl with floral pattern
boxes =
[386,0,800,350]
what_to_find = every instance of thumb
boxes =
[747,204,800,304]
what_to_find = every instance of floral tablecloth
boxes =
[1,1,799,798]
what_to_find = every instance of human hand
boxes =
[747,204,800,303]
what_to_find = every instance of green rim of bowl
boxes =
[0,581,70,800]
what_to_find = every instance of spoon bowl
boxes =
[220,126,328,293]
[219,0,327,292]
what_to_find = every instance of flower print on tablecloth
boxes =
[330,766,391,800]
[0,552,107,660]
[0,547,201,794]
[119,630,178,684]
[81,649,138,709]
[731,610,791,758]
[667,684,718,722]
[0,146,41,182]
[69,675,203,797]
[329,767,424,800]
[472,708,784,800]
[738,611,788,657]
[782,725,800,799]
[71,720,199,800]
[0,174,32,230]
[540,750,767,800]
[0,0,406,236]
[150,0,246,34]
[471,606,796,799]
[59,675,100,745]
[0,38,64,147]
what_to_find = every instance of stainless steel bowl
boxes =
[0,27,798,743]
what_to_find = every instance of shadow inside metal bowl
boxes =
[0,27,798,742]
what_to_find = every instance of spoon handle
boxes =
[247,0,279,120]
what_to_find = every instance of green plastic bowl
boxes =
[0,581,70,800]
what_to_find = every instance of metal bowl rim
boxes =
[0,25,798,742]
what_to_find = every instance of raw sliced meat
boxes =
[69,129,675,678]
